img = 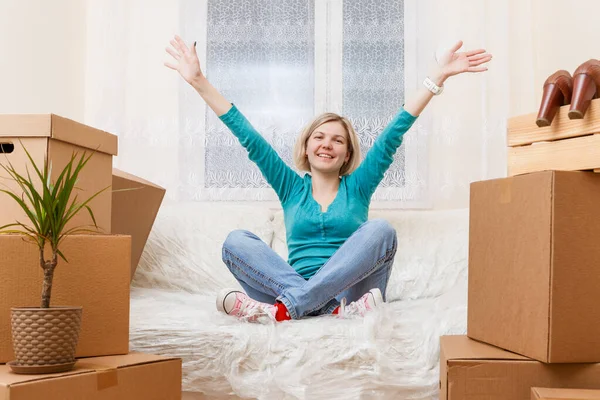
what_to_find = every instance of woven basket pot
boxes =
[10,306,82,373]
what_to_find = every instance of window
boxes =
[180,0,427,205]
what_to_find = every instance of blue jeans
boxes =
[221,219,397,319]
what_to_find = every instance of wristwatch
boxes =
[423,77,444,95]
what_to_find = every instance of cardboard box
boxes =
[440,336,600,400]
[0,352,181,399]
[507,98,600,176]
[111,169,165,279]
[0,114,118,233]
[0,235,130,363]
[467,171,600,363]
[532,387,600,399]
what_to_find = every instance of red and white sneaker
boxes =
[338,288,384,318]
[216,289,277,323]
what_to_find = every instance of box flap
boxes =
[532,387,600,399]
[112,169,165,190]
[441,336,530,361]
[0,352,178,388]
[0,114,52,137]
[0,114,117,156]
[111,169,166,279]
[50,115,117,156]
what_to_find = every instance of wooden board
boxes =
[508,98,600,147]
[508,134,600,176]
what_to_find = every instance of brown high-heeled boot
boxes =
[536,70,573,127]
[568,59,600,119]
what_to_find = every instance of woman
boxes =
[165,35,491,323]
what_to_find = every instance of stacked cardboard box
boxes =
[531,387,600,400]
[440,336,600,399]
[0,353,181,400]
[0,114,175,398]
[440,99,600,399]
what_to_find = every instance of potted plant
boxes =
[0,145,107,374]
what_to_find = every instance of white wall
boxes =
[428,0,600,209]
[417,0,510,210]
[509,0,600,117]
[0,0,86,120]
[3,0,599,209]
[83,0,181,193]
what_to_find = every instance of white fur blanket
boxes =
[129,204,469,399]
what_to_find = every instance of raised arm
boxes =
[351,40,492,201]
[164,35,231,116]
[405,40,492,116]
[165,35,302,203]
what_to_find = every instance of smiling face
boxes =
[305,121,351,175]
[293,113,361,176]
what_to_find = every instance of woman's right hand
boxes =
[164,35,203,86]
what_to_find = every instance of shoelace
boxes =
[338,295,369,317]
[237,296,275,322]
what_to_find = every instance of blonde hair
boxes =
[293,113,361,176]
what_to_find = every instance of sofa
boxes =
[129,203,469,399]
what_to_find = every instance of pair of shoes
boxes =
[337,288,384,318]
[536,59,600,127]
[216,289,277,323]
[216,287,384,323]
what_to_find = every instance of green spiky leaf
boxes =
[0,141,105,307]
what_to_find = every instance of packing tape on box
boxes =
[76,362,118,390]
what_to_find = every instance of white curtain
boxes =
[84,0,514,210]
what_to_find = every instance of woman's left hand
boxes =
[435,40,492,81]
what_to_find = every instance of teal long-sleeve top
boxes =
[219,105,418,279]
